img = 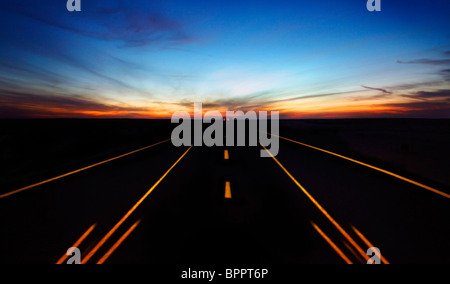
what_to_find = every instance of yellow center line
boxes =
[262,145,370,262]
[225,181,232,199]
[56,223,97,264]
[311,222,353,264]
[97,219,142,264]
[81,146,193,264]
[0,139,172,200]
[351,225,390,264]
[224,150,230,160]
[274,134,449,199]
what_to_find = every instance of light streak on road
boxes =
[275,135,449,199]
[311,222,353,264]
[81,146,192,264]
[56,223,97,264]
[342,240,366,264]
[352,225,390,264]
[263,146,370,262]
[97,219,142,264]
[0,139,171,199]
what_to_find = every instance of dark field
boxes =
[1,119,449,195]
[0,119,173,194]
[279,119,450,191]
[0,119,449,266]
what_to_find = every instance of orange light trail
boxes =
[311,222,353,264]
[352,226,390,264]
[56,223,97,264]
[0,139,171,199]
[97,219,142,264]
[342,240,366,264]
[224,150,230,160]
[262,146,370,262]
[275,135,450,199]
[81,146,192,264]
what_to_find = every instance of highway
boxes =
[0,134,448,265]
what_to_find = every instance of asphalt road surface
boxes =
[0,134,449,266]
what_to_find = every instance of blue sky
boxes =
[0,0,449,118]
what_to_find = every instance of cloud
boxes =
[385,101,449,110]
[397,59,450,66]
[401,90,450,100]
[0,60,71,86]
[390,80,448,91]
[179,89,365,112]
[439,69,450,81]
[397,51,450,66]
[0,50,148,96]
[396,52,450,84]
[169,97,266,112]
[381,101,450,118]
[0,0,191,48]
[361,85,392,94]
[0,1,176,97]
[378,89,450,118]
[270,90,363,104]
[0,0,193,97]
[0,90,149,118]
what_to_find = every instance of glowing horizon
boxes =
[0,0,449,119]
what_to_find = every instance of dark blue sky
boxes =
[0,0,449,118]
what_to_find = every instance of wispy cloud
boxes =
[374,89,450,118]
[0,0,191,48]
[0,90,149,118]
[270,90,363,104]
[0,0,193,101]
[401,90,450,100]
[397,59,450,66]
[361,85,392,94]
[397,50,450,66]
[396,51,449,67]
[383,101,450,111]
[439,69,450,81]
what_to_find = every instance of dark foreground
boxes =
[0,119,449,273]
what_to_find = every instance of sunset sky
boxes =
[0,0,449,118]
